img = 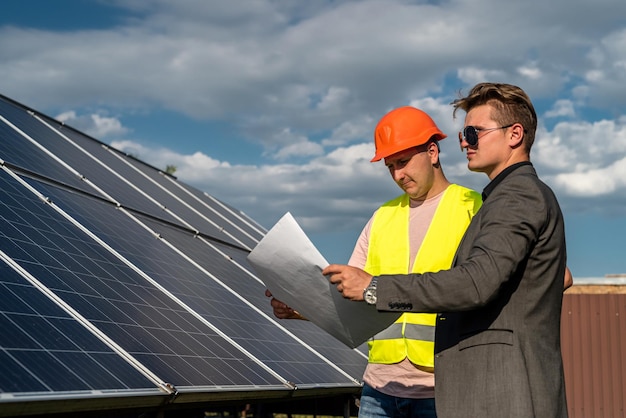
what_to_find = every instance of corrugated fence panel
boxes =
[562,287,626,418]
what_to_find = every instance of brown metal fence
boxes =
[561,285,626,418]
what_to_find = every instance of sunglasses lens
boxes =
[463,127,478,146]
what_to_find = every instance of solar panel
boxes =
[0,168,287,389]
[0,94,366,414]
[31,177,358,386]
[0,262,159,396]
[55,121,261,250]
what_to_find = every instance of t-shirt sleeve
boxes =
[347,214,374,269]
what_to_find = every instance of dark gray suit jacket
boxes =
[376,163,568,418]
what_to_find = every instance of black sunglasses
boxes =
[458,124,514,148]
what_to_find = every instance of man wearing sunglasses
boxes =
[324,83,569,418]
[268,106,482,418]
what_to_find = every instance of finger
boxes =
[274,309,291,319]
[269,298,284,309]
[322,264,342,276]
[328,273,344,284]
[264,289,273,297]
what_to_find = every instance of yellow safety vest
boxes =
[365,184,481,369]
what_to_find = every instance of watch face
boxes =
[364,289,377,304]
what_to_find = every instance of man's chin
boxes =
[467,162,485,173]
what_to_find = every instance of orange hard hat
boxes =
[371,106,447,162]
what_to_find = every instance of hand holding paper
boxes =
[247,212,400,348]
[323,263,374,301]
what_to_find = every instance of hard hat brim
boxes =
[370,131,447,162]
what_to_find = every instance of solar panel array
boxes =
[0,94,367,415]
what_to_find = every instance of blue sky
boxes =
[2,0,626,279]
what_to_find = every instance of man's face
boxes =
[383,143,435,200]
[461,104,513,179]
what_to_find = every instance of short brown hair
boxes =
[452,83,537,151]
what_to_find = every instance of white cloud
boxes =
[544,100,576,119]
[321,115,374,147]
[457,67,507,87]
[316,86,351,112]
[517,65,542,80]
[533,118,626,208]
[553,157,626,196]
[536,119,626,168]
[583,28,626,107]
[274,140,324,160]
[56,111,129,139]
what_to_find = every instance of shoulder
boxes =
[448,184,483,212]
[498,166,557,206]
[447,183,480,197]
[379,193,409,208]
[485,169,562,227]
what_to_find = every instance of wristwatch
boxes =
[363,277,378,305]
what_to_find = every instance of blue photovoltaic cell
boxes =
[0,263,158,395]
[0,169,286,390]
[0,102,90,193]
[123,157,266,248]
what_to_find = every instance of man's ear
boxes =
[509,123,525,149]
[428,141,440,165]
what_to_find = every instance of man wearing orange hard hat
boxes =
[351,106,481,418]
[268,106,482,418]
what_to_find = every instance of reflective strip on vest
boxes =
[374,322,435,342]
[365,184,481,368]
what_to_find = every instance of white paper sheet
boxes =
[247,212,400,348]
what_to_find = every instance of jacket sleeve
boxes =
[375,173,555,313]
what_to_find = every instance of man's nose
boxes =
[391,167,404,181]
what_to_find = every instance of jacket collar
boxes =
[482,161,533,201]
